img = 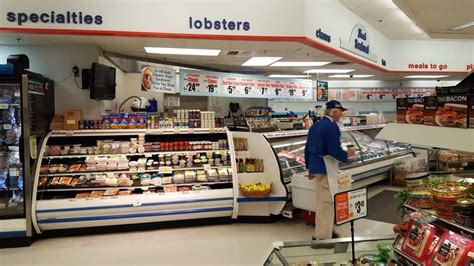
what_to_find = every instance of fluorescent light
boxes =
[304,69,355,74]
[404,75,449,79]
[144,47,221,56]
[270,61,331,67]
[329,74,374,78]
[449,21,474,31]
[242,57,282,66]
[268,74,310,78]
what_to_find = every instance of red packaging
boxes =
[401,220,439,262]
[430,231,473,266]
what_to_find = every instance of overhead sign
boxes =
[6,11,103,26]
[141,65,176,93]
[340,24,378,63]
[328,88,434,101]
[316,80,328,101]
[180,69,313,100]
[334,187,367,226]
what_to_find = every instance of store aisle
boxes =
[0,187,397,266]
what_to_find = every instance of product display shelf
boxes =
[41,166,231,177]
[32,129,237,233]
[37,181,234,192]
[44,149,228,159]
[377,123,474,153]
[404,202,474,237]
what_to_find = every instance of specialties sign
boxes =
[180,69,312,99]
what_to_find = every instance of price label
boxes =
[0,104,8,109]
[14,92,20,97]
[144,153,152,158]
[188,128,194,134]
[9,168,19,177]
[334,187,367,226]
[8,146,19,151]
[174,128,181,134]
[133,199,142,207]
[227,85,236,94]
[158,166,173,174]
[209,128,216,133]
[3,124,12,130]
[203,164,211,171]
[206,84,217,93]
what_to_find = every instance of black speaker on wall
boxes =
[82,69,90,90]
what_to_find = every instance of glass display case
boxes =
[264,235,396,265]
[265,125,412,184]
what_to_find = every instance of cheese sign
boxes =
[180,69,313,99]
[334,187,367,225]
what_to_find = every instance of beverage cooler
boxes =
[0,56,54,247]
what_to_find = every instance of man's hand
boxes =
[346,147,356,157]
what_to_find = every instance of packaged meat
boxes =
[401,220,439,262]
[163,184,177,193]
[50,177,61,186]
[431,232,473,266]
[196,170,207,182]
[68,164,82,172]
[75,193,91,199]
[69,178,80,187]
[40,165,49,174]
[117,190,132,196]
[38,177,48,187]
[103,188,119,196]
[161,176,172,185]
[90,191,105,198]
[185,170,197,183]
[206,169,219,182]
[173,171,185,184]
[59,176,73,186]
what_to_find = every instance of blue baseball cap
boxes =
[326,100,347,111]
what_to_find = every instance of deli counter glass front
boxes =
[264,125,413,185]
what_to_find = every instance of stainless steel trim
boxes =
[31,132,51,234]
[279,234,396,248]
[21,74,33,237]
[28,91,45,96]
[273,249,289,266]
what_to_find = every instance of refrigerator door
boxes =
[0,75,27,240]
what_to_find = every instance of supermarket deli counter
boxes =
[32,128,288,232]
[264,124,413,194]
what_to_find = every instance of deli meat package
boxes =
[397,97,425,124]
[431,231,474,266]
[435,95,470,128]
[401,220,441,263]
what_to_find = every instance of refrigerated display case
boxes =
[0,63,54,246]
[264,124,413,186]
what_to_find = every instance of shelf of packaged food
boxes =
[43,149,229,159]
[404,202,474,235]
[50,128,227,137]
[36,181,233,192]
[42,166,232,177]
[377,123,474,153]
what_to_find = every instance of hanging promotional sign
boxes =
[141,65,176,93]
[340,24,378,63]
[180,69,313,100]
[316,80,328,101]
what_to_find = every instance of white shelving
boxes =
[51,128,227,137]
[376,123,474,152]
[44,149,228,159]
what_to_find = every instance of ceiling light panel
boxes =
[270,61,331,67]
[144,47,221,56]
[242,57,282,66]
[449,21,474,31]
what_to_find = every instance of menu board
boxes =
[180,69,313,100]
[326,88,434,101]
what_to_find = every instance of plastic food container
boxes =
[408,186,432,209]
[454,198,474,227]
[406,172,429,188]
[430,182,470,220]
[427,172,452,184]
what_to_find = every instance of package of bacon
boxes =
[435,95,469,128]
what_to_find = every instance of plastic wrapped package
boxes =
[173,171,185,184]
[0,170,7,189]
[206,169,219,182]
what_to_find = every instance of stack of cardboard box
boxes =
[50,110,83,131]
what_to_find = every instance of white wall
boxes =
[208,96,267,117]
[0,45,101,119]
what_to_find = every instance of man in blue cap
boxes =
[305,100,354,241]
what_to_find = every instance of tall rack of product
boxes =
[0,65,54,246]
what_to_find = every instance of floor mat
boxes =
[366,190,403,224]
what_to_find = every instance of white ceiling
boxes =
[0,33,467,81]
[340,0,474,40]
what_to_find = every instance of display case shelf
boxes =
[44,149,229,159]
[50,128,227,137]
[37,181,233,192]
[41,165,232,177]
[377,123,474,152]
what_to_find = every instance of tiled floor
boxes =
[0,185,399,266]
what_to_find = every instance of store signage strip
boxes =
[340,24,377,63]
[180,69,313,100]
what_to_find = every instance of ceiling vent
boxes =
[225,50,255,57]
[329,61,352,66]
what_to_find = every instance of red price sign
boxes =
[334,187,367,226]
